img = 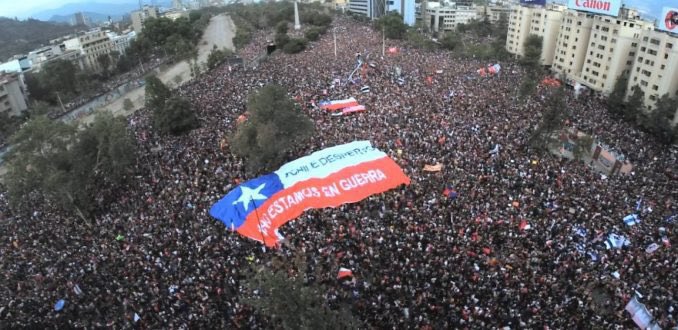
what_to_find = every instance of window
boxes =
[640,80,648,86]
[631,42,638,47]
[640,47,646,52]
[652,85,658,91]
[642,36,649,42]
[650,38,660,45]
[647,49,657,56]
[661,64,665,70]
[629,52,635,57]
[668,43,674,49]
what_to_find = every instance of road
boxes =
[0,14,236,168]
[82,14,236,123]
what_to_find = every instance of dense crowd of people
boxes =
[1,15,676,329]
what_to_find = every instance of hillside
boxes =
[0,18,85,61]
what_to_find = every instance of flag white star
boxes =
[233,183,267,211]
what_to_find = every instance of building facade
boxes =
[627,29,678,116]
[0,73,28,117]
[63,29,114,71]
[388,0,416,26]
[348,0,373,17]
[131,6,159,34]
[420,3,478,33]
[506,3,678,119]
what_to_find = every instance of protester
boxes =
[0,16,675,329]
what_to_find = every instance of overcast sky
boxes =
[0,0,669,20]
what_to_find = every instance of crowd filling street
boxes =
[1,16,676,329]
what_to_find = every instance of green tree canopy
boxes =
[607,73,629,118]
[154,95,199,135]
[375,12,407,40]
[145,75,172,110]
[231,85,314,173]
[624,85,645,122]
[529,87,569,151]
[521,34,543,71]
[282,38,308,54]
[5,113,136,220]
[646,94,677,144]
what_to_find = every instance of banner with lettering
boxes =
[567,0,621,17]
[209,141,410,247]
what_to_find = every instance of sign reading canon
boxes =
[567,0,621,17]
[659,7,678,32]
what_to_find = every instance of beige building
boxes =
[131,6,159,34]
[0,73,28,117]
[627,29,678,117]
[477,5,512,24]
[424,4,478,33]
[63,29,114,71]
[552,10,595,79]
[529,5,566,66]
[506,5,535,56]
[578,15,652,94]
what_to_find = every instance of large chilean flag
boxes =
[210,141,410,247]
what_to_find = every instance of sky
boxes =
[0,0,670,20]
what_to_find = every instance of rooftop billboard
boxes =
[567,0,621,17]
[658,7,678,33]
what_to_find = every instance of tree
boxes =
[282,38,307,54]
[97,53,112,75]
[123,98,134,112]
[5,113,136,220]
[242,262,362,330]
[275,32,290,48]
[646,94,677,144]
[206,45,232,70]
[440,31,461,51]
[144,76,172,111]
[521,35,543,71]
[154,95,199,135]
[276,21,289,34]
[304,27,323,41]
[232,85,314,172]
[572,134,594,161]
[529,87,568,151]
[519,77,538,98]
[624,85,644,122]
[607,73,629,117]
[375,13,407,40]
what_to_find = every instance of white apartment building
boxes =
[506,3,678,117]
[348,0,373,18]
[422,4,478,33]
[551,10,595,78]
[0,73,28,117]
[106,31,136,56]
[63,29,114,71]
[578,15,652,94]
[477,5,512,24]
[627,29,678,117]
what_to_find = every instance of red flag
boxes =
[337,267,353,279]
[519,219,531,231]
[426,76,433,85]
[482,247,492,255]
[388,47,398,54]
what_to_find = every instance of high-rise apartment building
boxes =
[627,29,678,116]
[506,2,678,116]
[578,14,652,93]
[63,29,114,71]
[0,73,28,117]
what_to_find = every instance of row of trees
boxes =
[4,113,137,221]
[608,75,678,144]
[228,2,332,53]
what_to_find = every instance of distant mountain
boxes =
[31,1,174,22]
[32,2,141,21]
[48,12,127,24]
[0,17,85,61]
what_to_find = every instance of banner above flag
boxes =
[210,141,410,247]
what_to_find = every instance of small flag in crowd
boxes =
[665,213,677,223]
[388,47,398,54]
[397,77,405,85]
[519,219,531,231]
[635,197,643,212]
[662,237,670,247]
[443,186,458,199]
[623,214,640,226]
[54,299,66,312]
[605,233,629,250]
[115,234,125,241]
[573,226,587,237]
[73,284,83,295]
[611,271,620,279]
[337,267,353,279]
[645,243,660,254]
[134,313,141,322]
[361,86,370,93]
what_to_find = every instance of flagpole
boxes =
[333,27,337,59]
[250,197,267,247]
